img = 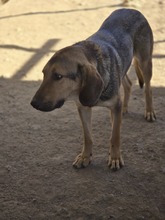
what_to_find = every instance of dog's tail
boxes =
[134,59,144,89]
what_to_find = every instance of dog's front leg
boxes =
[73,105,93,168]
[108,98,124,170]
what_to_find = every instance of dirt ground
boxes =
[0,0,165,219]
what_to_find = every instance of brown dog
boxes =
[31,9,156,170]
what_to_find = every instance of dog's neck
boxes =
[75,41,121,101]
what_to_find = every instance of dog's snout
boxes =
[31,99,39,109]
[31,96,65,112]
[30,97,45,111]
[31,98,52,112]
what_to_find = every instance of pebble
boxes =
[31,124,41,130]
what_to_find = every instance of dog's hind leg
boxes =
[136,58,156,121]
[122,74,132,114]
[73,106,93,168]
[134,58,144,89]
[134,22,156,121]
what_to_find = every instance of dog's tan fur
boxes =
[31,9,156,170]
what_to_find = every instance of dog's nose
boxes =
[31,97,64,111]
[31,99,40,109]
[31,98,54,112]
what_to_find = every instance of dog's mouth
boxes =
[31,99,65,112]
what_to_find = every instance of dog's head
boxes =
[31,45,104,112]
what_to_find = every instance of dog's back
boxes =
[87,9,153,78]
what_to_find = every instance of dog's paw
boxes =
[145,111,156,122]
[122,106,128,115]
[108,155,124,170]
[73,153,92,169]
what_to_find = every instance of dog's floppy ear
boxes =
[79,64,104,107]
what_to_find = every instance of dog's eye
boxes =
[52,73,63,81]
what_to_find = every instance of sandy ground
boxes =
[0,0,165,219]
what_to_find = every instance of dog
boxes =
[31,9,156,170]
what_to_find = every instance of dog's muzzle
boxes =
[31,98,65,112]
